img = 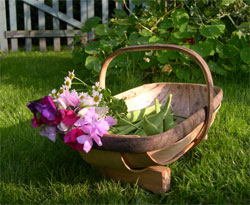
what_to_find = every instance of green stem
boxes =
[73,77,89,87]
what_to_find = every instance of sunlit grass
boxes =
[0,51,249,204]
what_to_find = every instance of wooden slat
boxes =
[38,0,46,51]
[80,0,87,23]
[5,30,84,38]
[80,0,88,44]
[102,0,108,24]
[52,0,60,51]
[66,0,73,48]
[87,0,94,41]
[9,0,18,52]
[0,0,8,53]
[22,0,83,28]
[24,2,32,51]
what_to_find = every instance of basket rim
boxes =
[92,82,223,153]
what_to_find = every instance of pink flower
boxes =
[55,89,80,109]
[64,128,84,151]
[60,109,80,126]
[74,107,116,153]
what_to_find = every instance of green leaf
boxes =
[95,24,110,36]
[84,41,100,54]
[171,8,189,31]
[216,44,239,59]
[85,56,102,72]
[140,29,152,37]
[129,32,139,45]
[200,20,225,38]
[240,47,250,63]
[85,17,101,28]
[81,25,91,33]
[191,41,215,57]
[149,36,165,44]
[208,61,228,76]
[137,36,150,45]
[173,65,190,80]
[170,32,185,43]
[157,51,169,64]
[72,50,87,65]
[159,17,173,30]
[113,8,127,18]
[220,0,235,6]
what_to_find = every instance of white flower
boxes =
[92,82,101,93]
[79,92,94,106]
[68,70,75,80]
[92,91,103,105]
[49,89,57,99]
[64,76,72,89]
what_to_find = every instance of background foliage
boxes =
[73,0,250,81]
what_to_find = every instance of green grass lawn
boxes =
[0,51,249,204]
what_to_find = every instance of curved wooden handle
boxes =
[99,44,214,143]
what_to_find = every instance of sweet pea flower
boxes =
[60,109,80,126]
[74,107,116,153]
[55,89,80,109]
[64,128,84,151]
[39,125,57,142]
[27,96,60,127]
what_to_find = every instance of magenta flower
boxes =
[64,128,84,151]
[54,89,80,109]
[60,109,80,126]
[27,96,60,127]
[39,125,57,142]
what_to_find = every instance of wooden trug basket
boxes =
[80,44,223,194]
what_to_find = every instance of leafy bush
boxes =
[72,0,250,81]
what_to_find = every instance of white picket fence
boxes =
[0,0,135,53]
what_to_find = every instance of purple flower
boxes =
[54,89,80,109]
[27,96,59,127]
[39,125,57,142]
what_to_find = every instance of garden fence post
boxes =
[0,0,8,53]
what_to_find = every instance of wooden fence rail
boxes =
[0,0,134,53]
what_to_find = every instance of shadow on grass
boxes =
[0,119,106,187]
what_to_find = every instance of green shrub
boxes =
[72,0,250,81]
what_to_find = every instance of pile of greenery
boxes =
[72,0,249,81]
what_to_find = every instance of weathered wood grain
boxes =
[9,0,18,51]
[66,0,74,48]
[0,0,8,53]
[102,0,109,24]
[5,30,84,38]
[22,0,83,28]
[38,0,46,51]
[24,2,32,51]
[52,0,60,51]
